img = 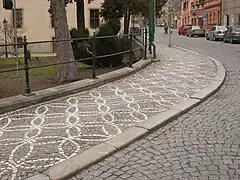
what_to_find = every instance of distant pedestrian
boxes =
[164,22,168,34]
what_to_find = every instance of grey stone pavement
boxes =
[68,28,240,180]
[0,35,217,179]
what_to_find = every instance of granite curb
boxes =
[0,58,152,114]
[26,47,225,180]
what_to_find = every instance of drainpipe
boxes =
[220,0,222,25]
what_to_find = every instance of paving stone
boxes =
[90,170,103,177]
[99,172,111,178]
[219,176,230,180]
[209,175,220,179]
[105,175,118,180]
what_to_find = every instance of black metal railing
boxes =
[0,28,151,96]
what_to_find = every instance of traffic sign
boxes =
[203,12,207,20]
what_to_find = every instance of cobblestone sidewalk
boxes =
[0,44,216,180]
[68,31,240,180]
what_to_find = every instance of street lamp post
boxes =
[13,0,19,71]
[3,18,8,58]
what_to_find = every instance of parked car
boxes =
[178,25,192,35]
[130,24,141,34]
[157,23,164,27]
[206,26,228,41]
[178,26,185,35]
[223,26,240,44]
[187,26,205,37]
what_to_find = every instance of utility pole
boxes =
[13,0,19,72]
[168,0,172,47]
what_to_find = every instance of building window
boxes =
[194,18,197,25]
[17,36,23,48]
[209,13,211,23]
[191,2,194,8]
[238,14,240,25]
[188,16,189,24]
[199,0,204,5]
[90,9,99,28]
[213,12,215,23]
[198,17,203,26]
[12,9,23,28]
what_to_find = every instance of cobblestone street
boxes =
[69,29,240,180]
[0,40,216,179]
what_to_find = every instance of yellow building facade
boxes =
[0,0,103,53]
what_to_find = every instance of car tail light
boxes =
[217,31,222,34]
[232,32,236,35]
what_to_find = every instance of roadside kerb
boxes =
[0,58,153,114]
[27,47,225,180]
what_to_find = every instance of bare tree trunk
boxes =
[124,9,131,34]
[76,0,85,32]
[126,10,131,34]
[52,0,78,83]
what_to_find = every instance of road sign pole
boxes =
[168,1,172,47]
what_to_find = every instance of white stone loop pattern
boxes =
[0,44,217,179]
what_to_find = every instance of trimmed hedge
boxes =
[70,19,130,67]
[70,28,91,63]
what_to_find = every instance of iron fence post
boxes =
[4,30,8,58]
[144,28,148,60]
[3,18,8,58]
[23,36,31,95]
[129,31,133,68]
[92,33,96,79]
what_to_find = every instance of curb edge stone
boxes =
[47,143,117,180]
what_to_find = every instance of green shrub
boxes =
[70,28,90,38]
[108,18,121,35]
[97,18,121,36]
[70,28,92,64]
[70,20,130,68]
[95,19,130,67]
